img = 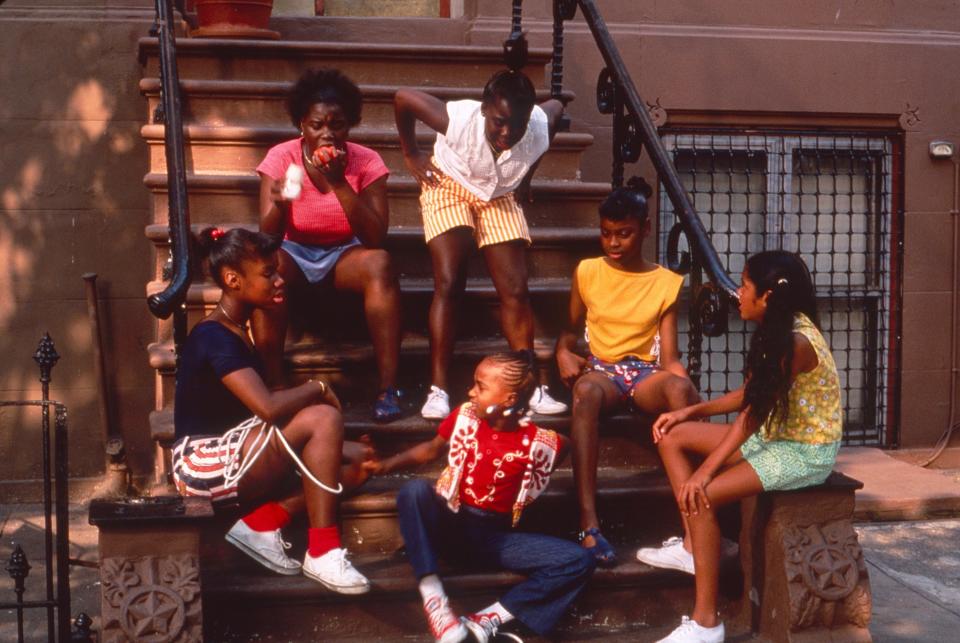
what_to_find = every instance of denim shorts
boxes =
[586,354,660,406]
[282,237,361,284]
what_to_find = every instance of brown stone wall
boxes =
[0,0,157,498]
[466,0,960,448]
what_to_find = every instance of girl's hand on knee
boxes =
[678,469,712,516]
[557,350,586,387]
[652,407,690,443]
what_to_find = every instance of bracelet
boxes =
[309,378,327,396]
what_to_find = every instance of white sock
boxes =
[471,601,514,633]
[418,574,445,603]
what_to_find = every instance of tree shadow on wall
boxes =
[0,8,158,481]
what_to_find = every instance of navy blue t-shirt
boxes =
[174,321,265,441]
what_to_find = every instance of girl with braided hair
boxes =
[647,251,842,643]
[365,350,595,643]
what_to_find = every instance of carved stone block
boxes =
[739,473,872,642]
[100,555,202,643]
[91,498,214,643]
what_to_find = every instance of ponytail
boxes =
[194,227,282,288]
[599,176,653,223]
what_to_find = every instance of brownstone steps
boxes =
[145,222,597,281]
[138,38,554,86]
[198,548,745,642]
[141,123,593,180]
[139,77,575,128]
[143,172,610,226]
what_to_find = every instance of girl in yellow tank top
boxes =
[643,251,842,643]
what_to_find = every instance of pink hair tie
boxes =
[210,228,225,242]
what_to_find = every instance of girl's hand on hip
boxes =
[404,151,441,188]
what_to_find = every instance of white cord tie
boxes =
[221,417,343,495]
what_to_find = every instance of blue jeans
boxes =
[397,479,596,636]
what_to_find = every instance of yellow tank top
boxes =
[761,313,843,444]
[576,258,684,363]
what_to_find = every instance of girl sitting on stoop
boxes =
[365,351,596,643]
[649,251,843,643]
[171,227,373,595]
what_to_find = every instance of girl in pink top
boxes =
[254,69,404,422]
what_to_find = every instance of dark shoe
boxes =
[373,388,404,423]
[579,527,617,567]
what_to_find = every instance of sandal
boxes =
[579,527,617,567]
[373,388,404,423]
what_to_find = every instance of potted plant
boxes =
[191,0,280,39]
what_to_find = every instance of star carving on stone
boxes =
[802,544,857,601]
[126,588,180,637]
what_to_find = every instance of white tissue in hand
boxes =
[281,164,304,200]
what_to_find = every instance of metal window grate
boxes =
[658,129,901,446]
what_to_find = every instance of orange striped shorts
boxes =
[419,169,531,247]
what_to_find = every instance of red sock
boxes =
[308,526,341,558]
[241,502,291,532]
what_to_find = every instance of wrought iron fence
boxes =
[1,335,92,642]
[657,130,902,446]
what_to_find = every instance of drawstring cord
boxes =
[221,417,343,495]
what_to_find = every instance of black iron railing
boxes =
[2,335,92,642]
[509,0,739,385]
[146,0,192,358]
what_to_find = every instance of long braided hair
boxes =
[483,350,538,416]
[742,251,819,430]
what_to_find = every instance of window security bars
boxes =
[658,130,901,446]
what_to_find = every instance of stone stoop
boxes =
[132,20,871,642]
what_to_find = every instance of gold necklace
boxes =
[217,303,249,332]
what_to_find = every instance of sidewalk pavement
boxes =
[2,447,959,641]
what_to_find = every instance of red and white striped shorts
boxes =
[419,167,531,248]
[171,425,250,505]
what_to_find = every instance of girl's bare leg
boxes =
[630,371,700,416]
[482,240,534,351]
[238,405,344,527]
[426,228,474,390]
[569,373,622,545]
[685,461,763,627]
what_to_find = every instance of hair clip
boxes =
[776,277,788,285]
[210,228,225,242]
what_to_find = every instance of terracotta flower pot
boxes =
[192,0,280,39]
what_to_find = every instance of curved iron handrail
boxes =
[146,0,192,321]
[574,0,738,299]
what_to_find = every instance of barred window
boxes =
[658,130,900,445]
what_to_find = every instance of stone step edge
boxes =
[149,403,654,444]
[140,123,595,149]
[144,222,598,245]
[138,37,556,64]
[148,335,560,373]
[142,172,611,197]
[139,77,575,104]
[145,276,572,304]
[201,550,695,604]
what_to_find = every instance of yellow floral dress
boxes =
[740,313,842,490]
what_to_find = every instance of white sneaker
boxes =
[637,536,693,574]
[637,536,740,575]
[528,385,568,415]
[423,594,468,643]
[302,548,370,595]
[656,615,724,643]
[421,386,451,419]
[225,520,301,576]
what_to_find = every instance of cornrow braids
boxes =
[483,349,537,415]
